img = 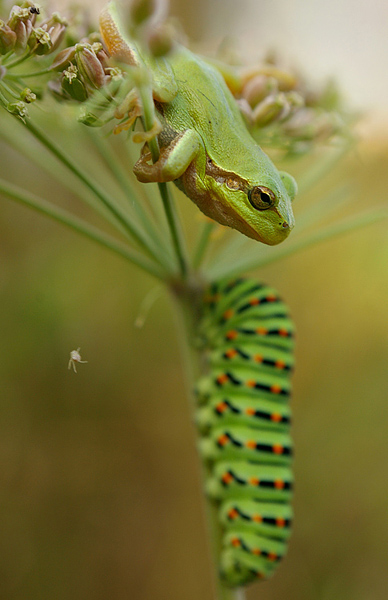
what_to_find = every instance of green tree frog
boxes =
[100,3,296,245]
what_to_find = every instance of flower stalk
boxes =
[22,117,171,270]
[0,176,164,279]
[171,280,246,600]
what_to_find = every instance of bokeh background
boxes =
[1,1,388,600]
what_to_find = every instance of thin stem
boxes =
[89,129,175,268]
[171,285,246,600]
[0,177,165,280]
[297,141,354,195]
[0,88,9,104]
[157,181,188,276]
[138,75,189,278]
[0,113,134,235]
[3,49,33,69]
[0,51,13,62]
[134,285,163,328]
[206,209,388,280]
[295,184,352,229]
[7,66,53,78]
[193,221,216,269]
[0,80,20,99]
[22,117,169,269]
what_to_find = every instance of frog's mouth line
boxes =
[199,188,288,245]
[215,199,288,245]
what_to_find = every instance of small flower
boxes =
[242,75,278,108]
[75,43,106,89]
[28,26,52,55]
[39,12,68,53]
[252,93,288,127]
[78,108,106,127]
[51,45,77,70]
[20,87,36,103]
[61,63,88,101]
[0,19,17,54]
[6,100,28,121]
[63,63,78,83]
[50,40,108,101]
[7,5,34,53]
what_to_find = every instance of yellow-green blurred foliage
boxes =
[0,133,387,600]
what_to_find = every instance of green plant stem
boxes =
[0,88,9,104]
[138,76,189,278]
[1,50,13,62]
[295,184,352,230]
[171,283,245,600]
[3,49,33,69]
[7,66,53,78]
[0,177,164,280]
[297,141,354,195]
[88,129,175,268]
[0,79,20,99]
[206,208,388,280]
[157,180,188,275]
[193,221,215,269]
[22,117,168,269]
[0,114,134,235]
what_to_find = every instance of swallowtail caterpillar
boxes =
[197,278,295,586]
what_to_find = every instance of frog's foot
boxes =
[113,89,143,134]
[133,129,203,183]
[112,86,163,140]
[132,117,162,144]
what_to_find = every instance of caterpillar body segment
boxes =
[197,278,295,586]
[197,394,291,432]
[200,426,292,464]
[206,461,293,502]
[197,366,292,404]
[209,342,294,374]
[219,499,293,540]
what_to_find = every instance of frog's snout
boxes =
[280,204,295,232]
[279,214,294,236]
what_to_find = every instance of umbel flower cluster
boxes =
[0,1,66,56]
[0,0,347,156]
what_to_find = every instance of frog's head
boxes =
[203,149,296,245]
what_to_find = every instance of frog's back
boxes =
[161,47,260,178]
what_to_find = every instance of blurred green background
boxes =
[1,1,388,599]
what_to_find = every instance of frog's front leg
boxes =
[133,129,204,183]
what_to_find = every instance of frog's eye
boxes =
[248,186,276,211]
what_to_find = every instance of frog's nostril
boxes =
[282,221,289,229]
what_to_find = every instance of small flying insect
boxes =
[68,347,88,373]
[30,6,40,14]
